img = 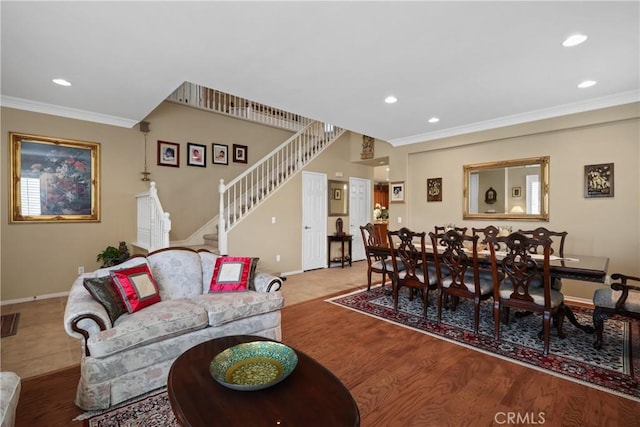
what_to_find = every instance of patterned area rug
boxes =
[82,390,177,427]
[0,313,20,338]
[327,286,640,401]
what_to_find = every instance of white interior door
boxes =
[349,177,371,261]
[302,172,327,271]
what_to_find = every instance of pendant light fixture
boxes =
[139,121,151,181]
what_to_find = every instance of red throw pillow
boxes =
[110,264,161,313]
[209,257,253,292]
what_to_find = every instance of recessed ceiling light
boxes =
[52,78,71,86]
[562,34,587,47]
[385,96,398,104]
[578,80,597,88]
[428,117,440,123]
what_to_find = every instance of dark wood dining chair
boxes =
[429,230,493,335]
[434,225,468,236]
[359,223,393,291]
[471,226,500,251]
[592,273,640,349]
[518,227,567,290]
[387,227,437,319]
[486,232,566,356]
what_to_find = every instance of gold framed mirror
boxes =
[328,180,349,216]
[463,156,549,221]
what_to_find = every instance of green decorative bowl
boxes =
[210,341,298,391]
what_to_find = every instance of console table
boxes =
[327,234,352,268]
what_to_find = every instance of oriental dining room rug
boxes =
[0,312,20,338]
[327,286,640,401]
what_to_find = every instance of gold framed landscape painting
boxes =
[9,132,101,223]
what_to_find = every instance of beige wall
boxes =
[2,101,638,303]
[1,103,374,301]
[228,132,373,274]
[389,102,640,301]
[1,103,293,301]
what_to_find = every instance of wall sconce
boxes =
[139,121,151,181]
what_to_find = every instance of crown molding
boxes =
[389,90,640,147]
[0,95,139,128]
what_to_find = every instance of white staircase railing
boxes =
[167,82,313,132]
[218,121,345,254]
[135,182,171,252]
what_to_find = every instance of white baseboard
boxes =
[1,291,69,306]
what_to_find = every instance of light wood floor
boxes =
[0,261,371,379]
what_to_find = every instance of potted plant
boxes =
[96,246,121,268]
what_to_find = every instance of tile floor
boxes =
[0,260,372,379]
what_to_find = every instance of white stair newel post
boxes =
[218,178,228,254]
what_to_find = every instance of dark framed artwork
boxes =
[212,143,228,165]
[9,132,100,223]
[157,140,179,167]
[427,178,442,202]
[390,181,405,203]
[511,187,522,198]
[187,143,206,167]
[233,144,248,164]
[584,163,614,198]
[333,188,342,200]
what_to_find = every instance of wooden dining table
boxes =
[368,244,609,332]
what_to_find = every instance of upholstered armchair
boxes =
[593,273,640,349]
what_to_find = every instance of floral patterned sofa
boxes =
[63,247,283,410]
[0,372,20,427]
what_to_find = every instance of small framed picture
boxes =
[390,181,405,203]
[427,178,442,202]
[585,163,614,198]
[157,141,179,167]
[511,187,522,198]
[233,144,248,164]
[212,143,228,165]
[187,143,206,167]
[333,188,342,200]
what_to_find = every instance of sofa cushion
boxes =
[248,258,260,291]
[190,291,284,327]
[83,276,127,323]
[148,248,204,299]
[111,264,161,313]
[199,250,220,294]
[0,372,20,427]
[87,300,208,358]
[209,256,253,292]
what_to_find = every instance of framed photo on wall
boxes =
[212,143,228,165]
[584,163,614,198]
[390,181,405,203]
[233,144,248,164]
[157,140,179,167]
[9,132,101,223]
[511,187,522,198]
[427,178,442,202]
[187,143,206,167]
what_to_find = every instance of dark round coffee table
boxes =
[167,335,360,427]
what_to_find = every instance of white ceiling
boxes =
[2,1,638,147]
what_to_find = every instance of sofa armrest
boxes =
[253,272,283,293]
[63,275,110,354]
